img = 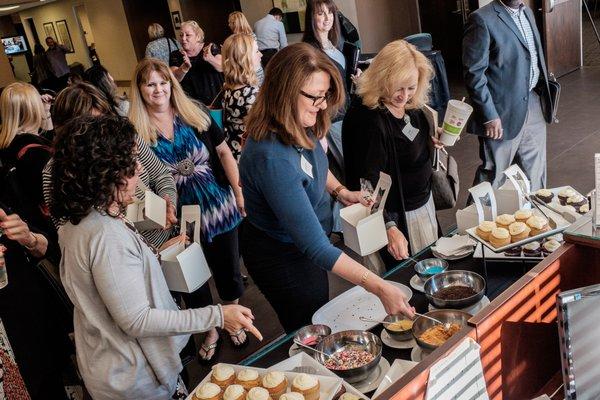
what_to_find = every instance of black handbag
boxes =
[539,73,561,124]
[431,148,459,210]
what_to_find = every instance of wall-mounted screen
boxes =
[1,36,28,55]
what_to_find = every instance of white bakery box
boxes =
[126,190,167,231]
[340,173,391,256]
[160,205,212,293]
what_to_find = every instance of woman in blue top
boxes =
[240,43,414,333]
[129,59,247,362]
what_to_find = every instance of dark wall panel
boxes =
[122,0,175,60]
[179,0,241,45]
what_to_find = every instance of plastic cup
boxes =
[440,100,473,146]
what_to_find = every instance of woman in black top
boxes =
[343,40,443,268]
[170,20,224,106]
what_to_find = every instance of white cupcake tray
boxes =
[186,362,343,400]
[312,281,412,333]
[466,186,582,253]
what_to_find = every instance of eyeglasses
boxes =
[300,90,330,107]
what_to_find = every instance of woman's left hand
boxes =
[235,191,246,217]
[163,195,178,229]
[350,68,362,84]
[158,233,186,252]
[432,127,445,149]
[337,188,373,207]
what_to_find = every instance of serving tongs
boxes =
[526,195,558,229]
[293,340,341,366]
[530,195,577,224]
[413,312,452,331]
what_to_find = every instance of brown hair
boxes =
[245,42,344,149]
[223,33,258,89]
[52,82,115,128]
[302,0,340,51]
[228,11,253,35]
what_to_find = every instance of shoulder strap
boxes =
[167,37,173,54]
[17,143,50,160]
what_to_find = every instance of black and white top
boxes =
[42,135,178,247]
[222,85,258,161]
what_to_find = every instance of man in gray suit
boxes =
[463,0,553,191]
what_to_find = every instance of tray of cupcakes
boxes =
[188,363,344,400]
[472,233,564,260]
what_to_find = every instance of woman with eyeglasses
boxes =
[239,43,415,333]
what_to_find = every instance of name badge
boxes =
[402,121,420,142]
[300,154,313,179]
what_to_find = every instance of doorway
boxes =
[73,4,94,65]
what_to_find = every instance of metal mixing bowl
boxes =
[414,258,449,281]
[412,309,472,352]
[383,314,414,341]
[294,324,332,350]
[424,270,486,309]
[314,330,382,383]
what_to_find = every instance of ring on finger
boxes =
[233,328,245,336]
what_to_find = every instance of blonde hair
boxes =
[148,23,164,40]
[0,82,45,149]
[180,20,205,43]
[357,40,433,110]
[245,43,344,149]
[129,58,211,144]
[223,34,258,89]
[228,11,253,35]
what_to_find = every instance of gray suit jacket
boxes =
[462,0,551,140]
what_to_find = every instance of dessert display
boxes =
[495,214,516,230]
[508,222,531,242]
[489,227,511,248]
[212,364,236,388]
[418,323,461,347]
[526,216,550,236]
[514,209,533,223]
[247,387,272,400]
[193,382,223,400]
[291,374,320,400]
[535,189,554,203]
[279,393,305,400]
[522,241,542,257]
[236,369,260,390]
[475,221,496,241]
[323,348,375,371]
[504,245,522,257]
[542,239,562,256]
[558,188,577,205]
[261,371,288,399]
[224,384,246,400]
[432,286,478,301]
[386,319,413,332]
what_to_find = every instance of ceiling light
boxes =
[0,5,19,11]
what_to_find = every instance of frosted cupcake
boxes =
[224,385,246,400]
[247,387,272,400]
[280,393,305,400]
[495,214,516,230]
[475,221,496,241]
[261,371,287,400]
[193,382,222,400]
[211,365,236,388]
[236,369,260,390]
[291,374,320,400]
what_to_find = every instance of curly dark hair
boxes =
[51,115,138,225]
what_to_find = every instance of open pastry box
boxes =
[456,165,582,253]
[125,190,167,231]
[186,363,344,400]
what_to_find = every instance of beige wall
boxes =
[240,0,273,26]
[0,50,15,88]
[19,0,91,69]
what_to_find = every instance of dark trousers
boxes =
[180,226,244,308]
[241,221,329,333]
[260,48,278,69]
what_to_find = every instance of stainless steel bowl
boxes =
[414,258,449,281]
[383,314,414,341]
[314,330,382,383]
[412,309,472,352]
[294,324,332,350]
[424,270,486,309]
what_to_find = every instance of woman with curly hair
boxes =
[130,58,247,361]
[221,33,262,160]
[52,115,261,400]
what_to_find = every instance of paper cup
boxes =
[440,100,473,146]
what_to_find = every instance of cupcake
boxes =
[291,374,320,400]
[508,222,531,242]
[542,239,561,256]
[526,216,550,236]
[339,395,360,400]
[535,189,554,204]
[522,241,542,257]
[489,227,511,248]
[211,365,236,388]
[504,246,522,257]
[578,203,590,214]
[224,385,246,400]
[236,369,260,390]
[247,387,272,400]
[547,233,564,243]
[193,382,222,400]
[496,214,516,230]
[558,188,576,205]
[514,209,533,223]
[280,393,305,400]
[567,195,587,211]
[475,221,496,241]
[261,371,288,400]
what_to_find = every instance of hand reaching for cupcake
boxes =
[222,304,263,342]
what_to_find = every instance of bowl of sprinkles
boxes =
[315,330,382,383]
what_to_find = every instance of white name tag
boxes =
[300,154,313,179]
[402,121,420,142]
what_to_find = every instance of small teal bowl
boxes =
[414,258,449,281]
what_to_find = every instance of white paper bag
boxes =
[125,190,167,231]
[160,242,211,293]
[340,172,391,256]
[455,182,497,233]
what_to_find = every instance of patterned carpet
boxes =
[583,7,600,66]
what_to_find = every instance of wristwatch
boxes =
[331,185,346,201]
[385,221,397,230]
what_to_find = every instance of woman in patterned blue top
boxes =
[129,58,246,362]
